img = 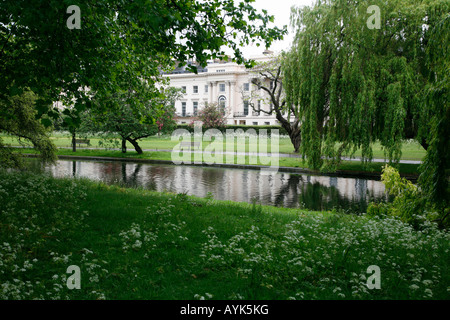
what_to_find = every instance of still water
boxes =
[27,159,390,213]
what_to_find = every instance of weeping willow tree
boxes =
[284,0,449,218]
[418,7,449,216]
[284,0,448,168]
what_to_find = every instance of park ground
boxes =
[1,132,447,300]
[0,132,428,160]
[2,133,425,176]
[0,170,448,300]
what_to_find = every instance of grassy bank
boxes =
[13,147,421,176]
[1,170,448,300]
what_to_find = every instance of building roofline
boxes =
[163,71,248,79]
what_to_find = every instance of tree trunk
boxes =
[252,70,302,154]
[71,130,76,152]
[290,129,301,153]
[122,138,127,154]
[276,113,301,153]
[420,137,429,151]
[121,162,127,183]
[127,138,143,154]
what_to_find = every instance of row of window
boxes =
[180,101,199,116]
[180,120,273,125]
[179,100,260,117]
[181,86,206,94]
[181,83,250,94]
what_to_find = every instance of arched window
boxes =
[218,95,227,115]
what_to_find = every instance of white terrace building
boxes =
[163,52,278,126]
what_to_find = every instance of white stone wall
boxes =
[165,55,278,126]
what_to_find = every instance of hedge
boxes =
[175,124,288,136]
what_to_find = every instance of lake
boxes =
[26,159,391,213]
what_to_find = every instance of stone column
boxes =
[229,81,236,115]
[208,82,213,104]
[211,82,217,104]
[226,81,231,121]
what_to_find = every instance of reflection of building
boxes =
[163,52,278,126]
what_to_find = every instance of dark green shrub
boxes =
[367,202,390,218]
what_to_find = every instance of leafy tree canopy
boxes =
[83,85,183,154]
[0,0,286,164]
[0,90,57,167]
[1,0,286,116]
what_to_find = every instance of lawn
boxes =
[0,170,448,300]
[1,132,427,161]
[6,129,423,176]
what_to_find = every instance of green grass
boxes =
[1,170,448,300]
[1,132,427,160]
[13,146,421,176]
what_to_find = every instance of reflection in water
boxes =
[26,159,390,213]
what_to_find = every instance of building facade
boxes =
[164,53,278,126]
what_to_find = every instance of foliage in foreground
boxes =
[1,170,449,300]
[1,0,286,166]
[0,91,57,168]
[368,165,449,228]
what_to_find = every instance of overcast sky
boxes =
[239,0,315,57]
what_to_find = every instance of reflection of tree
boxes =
[273,174,302,208]
[25,158,45,173]
[200,167,226,198]
[145,166,168,191]
[273,174,379,213]
[121,163,142,188]
[300,179,377,213]
[300,182,353,212]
